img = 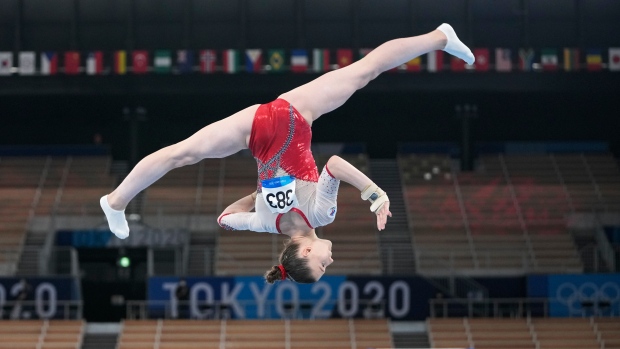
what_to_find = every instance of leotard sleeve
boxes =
[218,212,271,233]
[311,165,341,227]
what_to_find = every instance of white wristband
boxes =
[361,184,389,213]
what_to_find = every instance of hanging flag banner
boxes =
[64,51,80,75]
[4,47,620,77]
[40,51,58,75]
[223,49,239,73]
[176,50,194,74]
[563,48,580,71]
[86,51,103,75]
[336,49,353,68]
[518,48,534,72]
[540,48,558,71]
[312,49,330,72]
[608,47,620,72]
[245,49,262,73]
[427,51,443,72]
[473,48,489,71]
[290,49,308,73]
[132,50,149,74]
[267,49,285,73]
[450,55,466,72]
[19,52,36,75]
[114,50,127,75]
[154,50,172,74]
[200,50,217,73]
[404,56,421,72]
[586,49,602,71]
[0,52,12,75]
[495,48,512,72]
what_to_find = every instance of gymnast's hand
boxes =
[375,201,392,231]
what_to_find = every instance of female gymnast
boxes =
[100,23,474,284]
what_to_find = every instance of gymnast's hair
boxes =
[264,239,315,284]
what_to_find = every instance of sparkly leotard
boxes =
[218,99,340,234]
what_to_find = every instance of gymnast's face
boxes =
[302,238,334,281]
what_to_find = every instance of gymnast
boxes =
[100,23,474,284]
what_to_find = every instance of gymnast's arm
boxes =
[325,155,392,231]
[219,192,257,216]
[217,192,269,232]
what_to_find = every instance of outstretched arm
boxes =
[218,192,256,219]
[325,156,392,231]
[217,192,273,233]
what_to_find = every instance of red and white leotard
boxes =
[218,99,340,234]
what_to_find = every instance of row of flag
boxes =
[1,48,619,76]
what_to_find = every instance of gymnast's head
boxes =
[264,235,333,284]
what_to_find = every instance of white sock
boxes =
[437,23,475,65]
[100,195,130,239]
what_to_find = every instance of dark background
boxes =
[0,0,618,160]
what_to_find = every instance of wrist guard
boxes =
[361,184,389,213]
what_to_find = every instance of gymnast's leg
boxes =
[280,23,474,125]
[101,104,259,238]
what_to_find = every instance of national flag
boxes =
[290,49,308,73]
[64,51,80,75]
[563,48,580,71]
[586,49,602,71]
[473,48,489,71]
[0,52,12,75]
[608,48,620,71]
[518,48,534,71]
[358,47,398,72]
[19,51,36,75]
[132,50,149,74]
[223,49,239,73]
[427,51,443,72]
[404,56,421,72]
[199,50,217,73]
[495,48,512,72]
[114,51,127,75]
[450,56,466,72]
[245,49,262,73]
[267,49,285,73]
[176,50,194,74]
[40,51,58,75]
[86,51,103,75]
[312,49,330,72]
[154,50,172,74]
[540,48,558,71]
[337,49,353,68]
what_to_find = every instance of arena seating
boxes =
[38,156,116,216]
[116,319,391,349]
[428,317,620,349]
[0,320,84,349]
[142,159,222,217]
[0,155,117,275]
[398,152,620,274]
[0,157,45,274]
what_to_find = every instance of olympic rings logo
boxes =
[555,282,620,314]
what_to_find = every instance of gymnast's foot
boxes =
[100,195,130,239]
[437,23,475,65]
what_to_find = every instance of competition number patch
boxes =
[261,176,298,214]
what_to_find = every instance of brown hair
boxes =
[264,239,315,284]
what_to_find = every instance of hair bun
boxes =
[264,265,282,284]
